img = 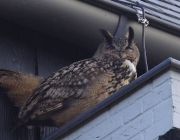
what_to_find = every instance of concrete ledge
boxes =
[43,57,180,140]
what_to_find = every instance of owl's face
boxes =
[94,27,140,66]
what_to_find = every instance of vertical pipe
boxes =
[142,23,148,71]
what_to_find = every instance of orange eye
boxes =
[107,45,115,50]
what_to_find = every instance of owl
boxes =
[12,26,139,131]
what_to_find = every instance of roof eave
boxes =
[81,0,180,36]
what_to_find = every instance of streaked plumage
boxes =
[13,27,140,130]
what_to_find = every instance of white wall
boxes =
[61,68,180,140]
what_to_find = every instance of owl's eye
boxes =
[107,45,115,50]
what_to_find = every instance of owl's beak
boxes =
[119,51,123,58]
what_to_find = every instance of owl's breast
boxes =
[123,60,136,73]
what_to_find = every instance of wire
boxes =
[112,0,149,72]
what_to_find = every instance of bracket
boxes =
[134,7,149,26]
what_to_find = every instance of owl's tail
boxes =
[11,118,29,133]
[0,69,43,108]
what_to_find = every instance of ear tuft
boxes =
[128,26,134,43]
[99,29,113,44]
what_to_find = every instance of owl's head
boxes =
[93,26,140,67]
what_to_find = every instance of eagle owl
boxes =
[0,27,140,130]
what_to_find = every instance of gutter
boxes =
[43,57,180,140]
[81,0,180,36]
[0,0,119,52]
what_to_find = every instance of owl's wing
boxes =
[19,59,107,121]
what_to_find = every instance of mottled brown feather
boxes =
[19,59,111,119]
[13,26,140,130]
[0,69,43,108]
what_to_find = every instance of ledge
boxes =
[43,58,180,140]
